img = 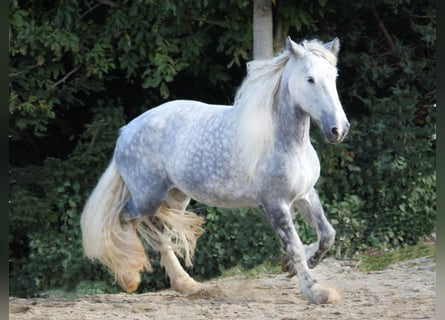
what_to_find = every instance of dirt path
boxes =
[9,256,436,320]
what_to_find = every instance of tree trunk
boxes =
[253,0,273,60]
[273,0,288,53]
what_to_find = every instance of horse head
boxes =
[285,37,350,143]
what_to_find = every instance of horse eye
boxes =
[307,77,315,84]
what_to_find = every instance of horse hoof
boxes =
[307,257,318,269]
[172,278,204,295]
[281,255,298,278]
[118,271,141,292]
[308,284,341,304]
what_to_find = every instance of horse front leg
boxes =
[294,188,336,269]
[264,201,339,304]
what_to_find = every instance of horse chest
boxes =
[259,145,321,202]
[290,150,321,195]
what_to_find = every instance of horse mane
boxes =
[231,50,291,177]
[231,39,336,177]
[303,39,338,66]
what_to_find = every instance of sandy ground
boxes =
[9,256,436,320]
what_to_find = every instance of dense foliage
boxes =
[9,0,435,297]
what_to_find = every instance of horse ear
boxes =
[286,36,305,57]
[324,37,340,56]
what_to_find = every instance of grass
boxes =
[218,240,436,278]
[218,261,282,279]
[355,240,436,272]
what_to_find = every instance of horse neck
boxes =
[274,83,311,151]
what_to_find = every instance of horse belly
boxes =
[183,179,259,208]
[169,153,260,208]
[167,145,260,208]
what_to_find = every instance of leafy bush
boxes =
[313,0,436,253]
[9,103,126,297]
[343,91,435,249]
[191,206,283,278]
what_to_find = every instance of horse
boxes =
[80,37,350,304]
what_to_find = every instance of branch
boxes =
[371,3,396,53]
[80,0,119,20]
[86,120,105,154]
[10,64,40,78]
[80,3,102,19]
[97,0,118,7]
[51,65,81,89]
[185,17,226,28]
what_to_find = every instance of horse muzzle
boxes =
[325,122,350,143]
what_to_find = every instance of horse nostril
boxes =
[331,127,339,139]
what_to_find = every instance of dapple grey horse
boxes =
[81,37,350,304]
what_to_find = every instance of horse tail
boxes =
[136,203,205,268]
[80,159,150,292]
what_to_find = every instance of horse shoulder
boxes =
[256,143,320,204]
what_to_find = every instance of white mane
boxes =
[231,50,291,177]
[303,40,337,66]
[231,39,336,177]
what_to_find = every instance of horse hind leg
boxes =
[115,154,204,293]
[81,159,150,293]
[136,188,206,294]
[160,245,203,294]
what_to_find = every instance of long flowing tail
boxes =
[80,159,150,292]
[80,159,205,292]
[136,203,205,268]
